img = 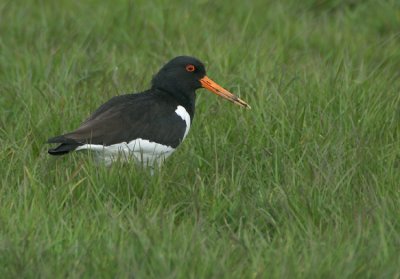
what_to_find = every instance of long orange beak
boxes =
[200,76,251,109]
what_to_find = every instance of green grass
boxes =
[1,0,400,278]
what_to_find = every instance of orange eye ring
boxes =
[186,64,196,72]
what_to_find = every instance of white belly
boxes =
[76,139,175,167]
[75,105,190,167]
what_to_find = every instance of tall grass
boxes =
[0,0,399,278]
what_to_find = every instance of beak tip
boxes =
[200,76,251,110]
[238,100,251,109]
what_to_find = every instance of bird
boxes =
[47,56,250,167]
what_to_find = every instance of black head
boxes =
[152,56,251,109]
[152,56,206,95]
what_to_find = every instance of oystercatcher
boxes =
[47,56,250,166]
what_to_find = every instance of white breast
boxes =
[175,105,191,139]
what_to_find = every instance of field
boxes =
[1,0,400,278]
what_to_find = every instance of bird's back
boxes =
[48,90,191,166]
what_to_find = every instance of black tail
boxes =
[47,135,81,156]
[48,143,81,155]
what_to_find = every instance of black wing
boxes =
[48,91,187,155]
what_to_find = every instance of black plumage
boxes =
[48,91,188,155]
[47,56,250,163]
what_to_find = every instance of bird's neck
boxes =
[153,87,196,119]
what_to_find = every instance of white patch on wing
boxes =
[76,138,175,167]
[175,105,191,139]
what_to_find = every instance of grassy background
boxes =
[1,0,400,278]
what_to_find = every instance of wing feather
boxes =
[48,91,187,149]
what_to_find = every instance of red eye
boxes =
[186,64,196,72]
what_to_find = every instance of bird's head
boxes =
[152,56,250,108]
